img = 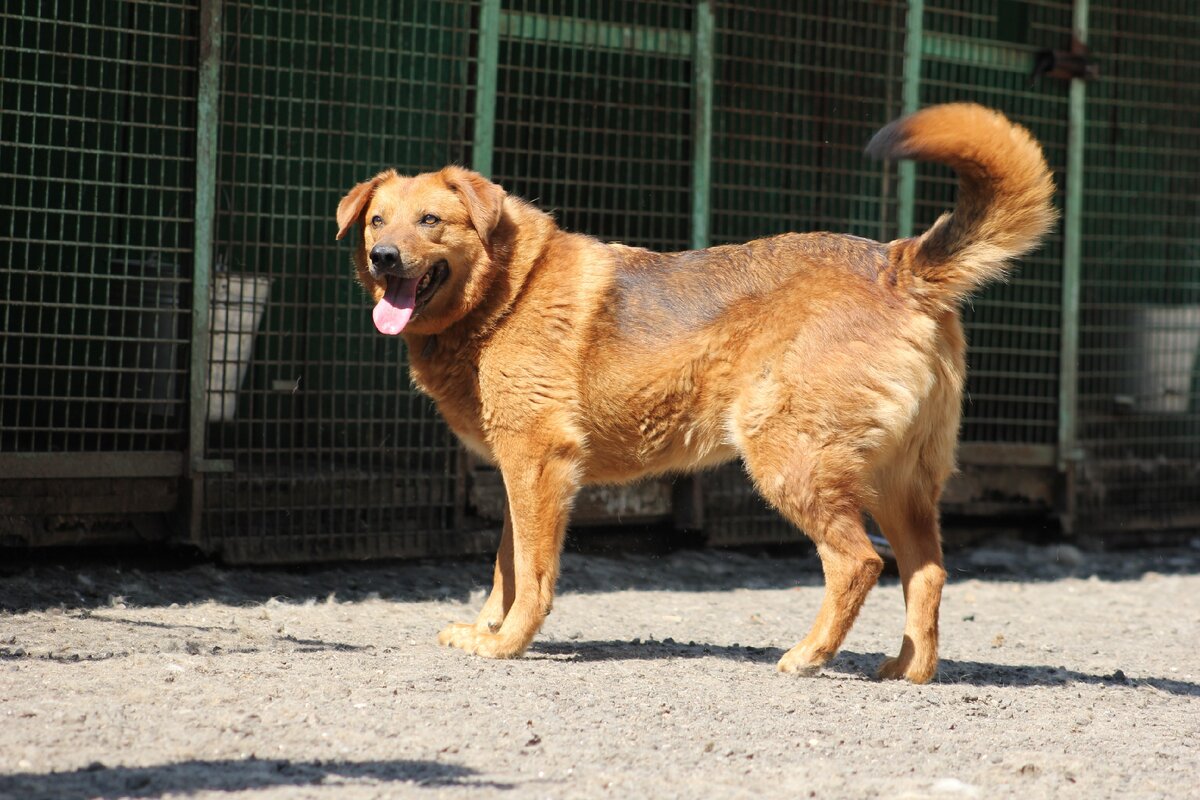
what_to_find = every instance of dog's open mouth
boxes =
[372,261,449,336]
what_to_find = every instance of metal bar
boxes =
[896,0,924,239]
[0,453,185,479]
[690,0,714,250]
[472,0,501,177]
[956,443,1057,467]
[1,491,179,517]
[1058,0,1088,474]
[188,0,222,543]
[498,10,693,57]
[921,33,1035,74]
[680,0,715,529]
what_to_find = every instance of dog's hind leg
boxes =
[743,439,884,676]
[868,476,947,684]
[475,505,516,632]
[439,506,515,646]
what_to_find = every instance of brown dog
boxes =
[335,104,1055,683]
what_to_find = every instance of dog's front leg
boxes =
[439,437,580,658]
[438,506,515,647]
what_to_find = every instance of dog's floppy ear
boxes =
[440,166,506,243]
[335,170,395,240]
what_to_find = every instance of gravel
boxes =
[1,543,1197,799]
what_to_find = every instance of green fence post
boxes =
[691,0,714,250]
[188,0,222,542]
[677,0,715,535]
[472,0,501,177]
[1058,0,1088,524]
[896,0,924,239]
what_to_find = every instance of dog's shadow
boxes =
[529,639,1200,697]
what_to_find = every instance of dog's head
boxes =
[336,166,506,336]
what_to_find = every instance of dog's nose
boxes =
[369,244,400,274]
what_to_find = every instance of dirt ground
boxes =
[1,537,1198,800]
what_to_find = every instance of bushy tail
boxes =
[867,103,1057,303]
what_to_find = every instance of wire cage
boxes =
[2,0,1199,559]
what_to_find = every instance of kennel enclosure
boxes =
[3,0,1198,560]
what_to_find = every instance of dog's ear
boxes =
[336,170,395,240]
[441,167,506,243]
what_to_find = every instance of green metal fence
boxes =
[1076,1,1200,532]
[2,1,196,455]
[1,1,196,538]
[919,0,1070,452]
[197,1,475,562]
[490,1,695,251]
[3,1,1199,557]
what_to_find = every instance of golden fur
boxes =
[335,103,1056,683]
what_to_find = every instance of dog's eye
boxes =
[420,213,441,226]
[370,215,383,228]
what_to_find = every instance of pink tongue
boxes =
[372,276,418,335]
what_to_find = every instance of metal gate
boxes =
[1,1,197,544]
[195,1,475,562]
[1075,1,1200,533]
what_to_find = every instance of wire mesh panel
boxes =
[1075,1,1200,530]
[918,0,1070,447]
[1,1,197,462]
[711,1,905,245]
[701,1,905,546]
[490,1,694,251]
[200,1,475,562]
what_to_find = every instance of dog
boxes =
[335,103,1056,683]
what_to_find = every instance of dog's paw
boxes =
[876,655,936,684]
[437,622,478,649]
[776,645,829,676]
[437,623,527,659]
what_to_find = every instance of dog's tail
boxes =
[867,103,1057,304]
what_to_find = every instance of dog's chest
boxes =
[407,346,492,459]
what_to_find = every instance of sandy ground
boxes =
[1,540,1198,800]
